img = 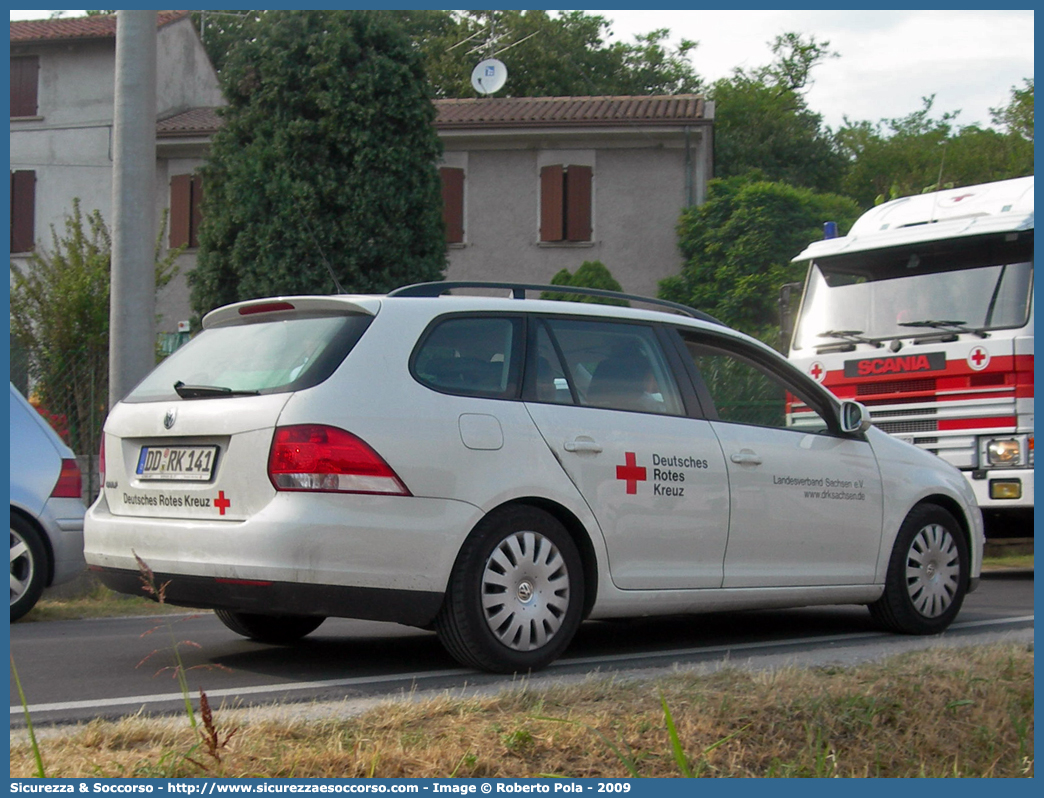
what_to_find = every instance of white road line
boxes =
[559,615,1035,667]
[11,615,1032,716]
[12,668,474,715]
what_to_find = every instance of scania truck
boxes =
[785,177,1033,529]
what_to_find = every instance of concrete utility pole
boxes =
[109,10,157,408]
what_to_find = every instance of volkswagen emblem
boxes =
[163,408,177,430]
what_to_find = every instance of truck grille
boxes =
[874,419,939,434]
[858,378,937,396]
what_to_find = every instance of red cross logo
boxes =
[214,490,231,515]
[968,346,989,371]
[616,452,647,495]
[809,361,825,382]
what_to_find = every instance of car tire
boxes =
[869,503,969,635]
[436,505,584,673]
[214,609,325,644]
[11,512,48,622]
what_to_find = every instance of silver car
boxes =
[10,383,86,620]
[85,283,984,672]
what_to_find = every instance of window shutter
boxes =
[10,170,36,253]
[190,174,204,248]
[540,165,564,242]
[10,57,39,118]
[440,167,465,244]
[565,165,592,242]
[169,174,192,248]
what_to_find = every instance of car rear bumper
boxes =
[84,491,483,605]
[91,565,444,627]
[37,496,86,586]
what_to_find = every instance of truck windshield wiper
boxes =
[897,320,989,338]
[817,330,883,347]
[173,381,261,399]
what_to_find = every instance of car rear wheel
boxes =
[11,513,48,622]
[214,609,325,644]
[436,506,584,673]
[869,504,969,635]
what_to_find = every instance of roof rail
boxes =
[387,281,722,324]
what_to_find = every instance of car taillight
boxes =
[268,425,411,496]
[52,458,82,499]
[99,436,106,484]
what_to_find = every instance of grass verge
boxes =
[10,643,1033,778]
[983,553,1034,570]
[17,580,199,623]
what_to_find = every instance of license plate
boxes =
[136,446,217,481]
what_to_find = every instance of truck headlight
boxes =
[985,438,1022,467]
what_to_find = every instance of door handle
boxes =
[730,451,762,466]
[564,437,603,454]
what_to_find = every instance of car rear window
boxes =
[125,315,372,402]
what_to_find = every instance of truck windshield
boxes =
[792,234,1032,351]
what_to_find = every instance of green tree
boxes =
[839,95,1035,207]
[191,10,263,73]
[190,10,446,315]
[195,10,702,98]
[10,200,179,454]
[414,10,701,98]
[991,78,1033,142]
[542,261,629,306]
[660,176,860,344]
[710,33,847,194]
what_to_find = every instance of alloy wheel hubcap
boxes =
[481,530,570,652]
[905,523,960,618]
[10,528,34,605]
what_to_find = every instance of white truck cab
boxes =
[786,177,1033,527]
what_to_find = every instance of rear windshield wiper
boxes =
[897,320,989,338]
[173,381,261,399]
[817,330,883,347]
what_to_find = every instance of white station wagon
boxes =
[84,282,983,672]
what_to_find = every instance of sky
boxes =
[9,9,1034,132]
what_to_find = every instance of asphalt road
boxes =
[10,572,1033,728]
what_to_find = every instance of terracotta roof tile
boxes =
[11,11,190,43]
[433,95,708,129]
[158,107,224,137]
[156,95,708,139]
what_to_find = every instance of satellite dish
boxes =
[471,58,508,95]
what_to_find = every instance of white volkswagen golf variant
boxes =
[84,282,983,672]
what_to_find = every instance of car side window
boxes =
[680,333,831,433]
[542,318,685,416]
[413,316,522,398]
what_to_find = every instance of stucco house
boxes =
[10,11,225,340]
[11,13,714,344]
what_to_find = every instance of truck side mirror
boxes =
[839,400,872,434]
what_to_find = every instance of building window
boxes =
[540,164,592,242]
[169,173,203,249]
[440,167,465,244]
[10,170,36,253]
[10,56,39,118]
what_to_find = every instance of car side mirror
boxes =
[839,400,872,434]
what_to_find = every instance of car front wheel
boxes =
[869,504,969,635]
[214,609,325,644]
[436,506,584,673]
[11,513,48,622]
